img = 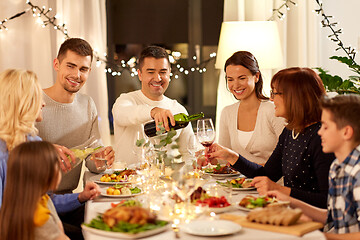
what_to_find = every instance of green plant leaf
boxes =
[330,56,360,75]
[171,145,179,149]
[339,80,354,89]
[135,139,145,147]
[167,130,177,138]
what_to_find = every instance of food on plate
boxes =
[106,184,141,195]
[111,199,142,208]
[239,195,287,209]
[247,205,302,226]
[217,177,253,188]
[204,164,237,174]
[103,206,156,227]
[190,187,209,202]
[85,206,168,233]
[171,186,208,203]
[100,169,136,182]
[188,187,231,208]
[100,173,126,183]
[117,169,137,177]
[195,196,231,208]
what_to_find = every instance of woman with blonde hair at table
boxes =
[0,69,100,240]
[0,141,69,240]
[207,67,335,208]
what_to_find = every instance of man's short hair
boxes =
[57,38,93,62]
[138,46,170,70]
[321,94,360,143]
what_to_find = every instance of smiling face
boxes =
[53,50,92,94]
[138,57,170,101]
[225,65,258,101]
[318,109,345,153]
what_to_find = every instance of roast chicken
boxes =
[103,206,156,227]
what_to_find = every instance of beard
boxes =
[62,80,82,93]
[64,86,80,93]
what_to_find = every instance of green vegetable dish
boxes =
[85,216,168,234]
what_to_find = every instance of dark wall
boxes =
[202,0,223,45]
[106,0,223,45]
[107,0,188,44]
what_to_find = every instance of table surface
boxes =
[83,172,326,240]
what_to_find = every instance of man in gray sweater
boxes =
[36,38,114,239]
[37,38,115,192]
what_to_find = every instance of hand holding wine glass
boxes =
[196,118,216,164]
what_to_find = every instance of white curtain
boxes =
[215,0,320,135]
[0,0,111,146]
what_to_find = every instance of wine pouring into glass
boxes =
[196,118,216,165]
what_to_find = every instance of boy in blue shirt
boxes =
[268,94,360,239]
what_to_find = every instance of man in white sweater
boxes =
[112,46,194,166]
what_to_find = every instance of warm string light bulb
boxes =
[267,0,297,21]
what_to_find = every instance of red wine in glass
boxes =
[197,118,216,163]
[201,141,214,147]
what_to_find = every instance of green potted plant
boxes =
[316,56,360,94]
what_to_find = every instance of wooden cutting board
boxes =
[220,214,323,237]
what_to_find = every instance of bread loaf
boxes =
[246,205,302,226]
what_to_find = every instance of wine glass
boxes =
[196,118,216,162]
[186,134,204,169]
[133,125,150,168]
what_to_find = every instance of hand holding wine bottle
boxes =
[144,111,204,138]
[150,107,175,131]
[196,118,216,162]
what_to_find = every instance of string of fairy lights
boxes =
[1,0,356,77]
[314,0,357,65]
[0,1,216,79]
[268,0,297,21]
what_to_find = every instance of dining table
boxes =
[82,169,326,240]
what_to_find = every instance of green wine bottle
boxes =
[144,112,204,137]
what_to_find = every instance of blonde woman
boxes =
[0,69,45,207]
[0,70,100,230]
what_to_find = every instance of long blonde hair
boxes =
[0,141,61,240]
[0,69,42,150]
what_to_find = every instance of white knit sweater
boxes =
[112,90,194,166]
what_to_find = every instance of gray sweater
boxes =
[36,92,103,193]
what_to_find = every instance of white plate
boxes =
[217,179,256,191]
[234,204,252,212]
[82,222,170,239]
[207,205,233,213]
[100,189,142,198]
[93,203,113,213]
[234,200,290,212]
[181,219,242,236]
[205,172,241,178]
[89,174,130,185]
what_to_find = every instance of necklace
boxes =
[292,129,300,140]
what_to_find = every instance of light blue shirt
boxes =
[0,136,82,213]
